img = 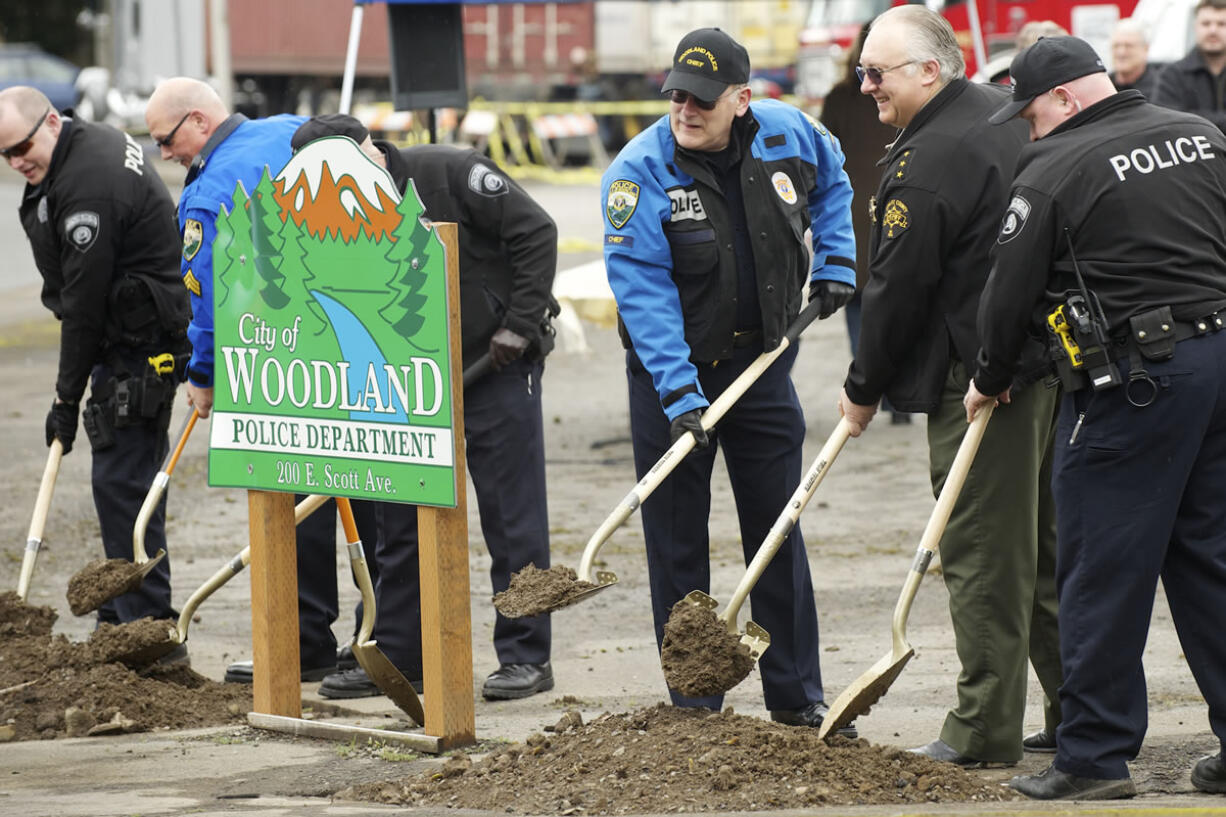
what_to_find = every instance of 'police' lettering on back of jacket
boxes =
[667,188,706,222]
[1108,135,1214,181]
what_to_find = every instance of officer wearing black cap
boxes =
[838,6,1062,770]
[967,35,1226,800]
[0,86,189,630]
[601,27,858,733]
[290,115,559,701]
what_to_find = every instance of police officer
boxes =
[290,115,558,701]
[838,7,1063,767]
[144,79,377,683]
[601,28,857,731]
[1,86,189,633]
[968,36,1226,799]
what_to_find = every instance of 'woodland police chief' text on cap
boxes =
[989,36,1106,124]
[661,28,751,103]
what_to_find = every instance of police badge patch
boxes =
[998,195,1030,244]
[882,199,909,238]
[468,164,508,196]
[771,172,798,205]
[183,218,203,260]
[64,211,99,252]
[606,180,639,229]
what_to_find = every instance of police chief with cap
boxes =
[1,86,190,629]
[966,36,1226,800]
[601,27,858,731]
[290,114,560,701]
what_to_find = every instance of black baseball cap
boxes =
[291,113,370,151]
[661,27,751,102]
[989,36,1106,124]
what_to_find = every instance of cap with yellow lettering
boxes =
[661,28,751,103]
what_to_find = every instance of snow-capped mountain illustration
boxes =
[274,136,402,243]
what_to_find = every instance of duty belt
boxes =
[731,328,762,348]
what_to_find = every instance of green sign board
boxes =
[207,136,457,507]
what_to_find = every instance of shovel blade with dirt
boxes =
[495,299,829,619]
[16,440,63,603]
[107,494,330,666]
[337,496,424,726]
[661,418,852,697]
[818,404,994,740]
[67,411,198,616]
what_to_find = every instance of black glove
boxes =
[809,280,856,319]
[45,398,79,455]
[488,327,530,369]
[668,408,709,449]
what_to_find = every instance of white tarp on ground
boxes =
[552,259,617,354]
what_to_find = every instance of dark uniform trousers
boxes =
[1053,329,1226,780]
[370,357,552,674]
[294,497,379,669]
[92,353,175,624]
[628,341,824,711]
[927,360,1063,762]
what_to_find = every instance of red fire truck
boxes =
[796,0,1142,105]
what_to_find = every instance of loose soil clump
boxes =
[338,704,1017,813]
[0,597,250,741]
[493,564,597,618]
[660,600,754,697]
[66,558,143,616]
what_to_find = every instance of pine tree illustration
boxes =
[379,191,437,351]
[274,203,327,335]
[249,169,291,310]
[214,181,254,309]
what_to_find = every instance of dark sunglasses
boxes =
[0,108,50,160]
[153,111,193,149]
[667,89,727,111]
[855,60,918,85]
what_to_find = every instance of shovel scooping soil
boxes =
[66,557,152,616]
[492,564,599,618]
[660,599,755,697]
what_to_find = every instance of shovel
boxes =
[111,493,331,666]
[337,496,425,726]
[15,440,64,602]
[67,410,197,616]
[666,418,852,692]
[818,403,994,740]
[501,299,829,618]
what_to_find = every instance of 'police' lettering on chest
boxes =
[123,132,144,176]
[1108,135,1214,181]
[667,188,706,222]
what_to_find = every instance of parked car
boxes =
[0,44,81,111]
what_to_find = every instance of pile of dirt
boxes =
[660,600,754,697]
[493,564,598,618]
[0,592,250,741]
[66,558,143,616]
[338,704,1017,813]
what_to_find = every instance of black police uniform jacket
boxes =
[376,142,558,370]
[844,78,1028,413]
[18,117,187,404]
[975,91,1226,395]
[1153,49,1226,133]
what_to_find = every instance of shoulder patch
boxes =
[183,269,202,297]
[801,111,828,137]
[882,199,910,238]
[182,218,203,261]
[997,195,1031,244]
[606,180,640,229]
[64,211,99,253]
[771,172,797,205]
[468,163,508,196]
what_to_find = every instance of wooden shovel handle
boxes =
[16,440,63,601]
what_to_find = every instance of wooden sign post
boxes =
[247,490,300,716]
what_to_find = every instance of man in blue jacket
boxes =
[601,27,857,733]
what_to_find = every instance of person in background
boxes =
[1017,20,1069,50]
[1153,0,1226,130]
[1110,19,1158,98]
[821,22,910,425]
[1,86,190,650]
[839,7,1063,766]
[602,27,858,734]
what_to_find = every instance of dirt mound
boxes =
[0,599,250,741]
[493,564,598,618]
[660,600,754,697]
[338,704,1017,813]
